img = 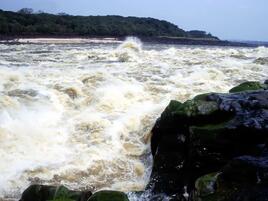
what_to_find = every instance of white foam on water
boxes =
[0,38,268,199]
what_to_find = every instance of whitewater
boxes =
[0,38,267,200]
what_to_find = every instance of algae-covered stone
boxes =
[173,99,219,118]
[19,185,91,201]
[160,98,219,120]
[229,81,267,93]
[193,93,213,101]
[88,191,129,201]
[194,151,268,201]
[50,186,79,201]
[160,100,182,121]
[20,185,55,201]
[190,121,228,143]
[195,172,219,197]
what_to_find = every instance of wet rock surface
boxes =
[19,185,92,201]
[88,190,129,201]
[19,185,129,201]
[147,81,268,200]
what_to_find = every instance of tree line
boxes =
[0,8,218,39]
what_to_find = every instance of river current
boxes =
[0,38,267,200]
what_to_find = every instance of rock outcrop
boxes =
[147,80,268,200]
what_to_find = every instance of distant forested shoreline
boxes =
[0,9,218,39]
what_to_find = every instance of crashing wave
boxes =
[115,37,143,62]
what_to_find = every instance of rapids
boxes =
[0,37,267,200]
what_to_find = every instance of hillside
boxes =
[0,9,218,39]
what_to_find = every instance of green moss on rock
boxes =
[49,186,76,201]
[20,185,55,201]
[190,121,228,142]
[193,93,212,101]
[195,172,219,197]
[88,191,129,201]
[19,185,91,201]
[229,81,266,93]
[194,172,240,201]
[160,100,182,119]
[173,99,219,118]
[196,191,234,201]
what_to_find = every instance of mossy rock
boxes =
[150,85,268,199]
[195,172,219,197]
[229,81,267,93]
[49,186,78,201]
[160,100,182,120]
[193,93,213,101]
[195,191,234,201]
[173,99,219,118]
[19,185,91,201]
[190,121,228,143]
[20,185,55,201]
[194,172,240,201]
[88,191,129,201]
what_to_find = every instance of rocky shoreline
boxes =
[18,80,268,201]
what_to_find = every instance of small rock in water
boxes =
[254,57,268,65]
[8,89,38,98]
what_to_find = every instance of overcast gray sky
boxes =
[1,0,267,41]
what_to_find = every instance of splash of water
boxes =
[115,37,142,62]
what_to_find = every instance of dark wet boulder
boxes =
[88,190,129,201]
[194,172,219,199]
[195,150,268,201]
[19,185,92,201]
[148,81,268,200]
[220,150,268,185]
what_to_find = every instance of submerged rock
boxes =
[148,81,268,200]
[8,89,38,98]
[254,57,268,65]
[19,185,92,201]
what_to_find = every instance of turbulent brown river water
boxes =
[0,38,268,200]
